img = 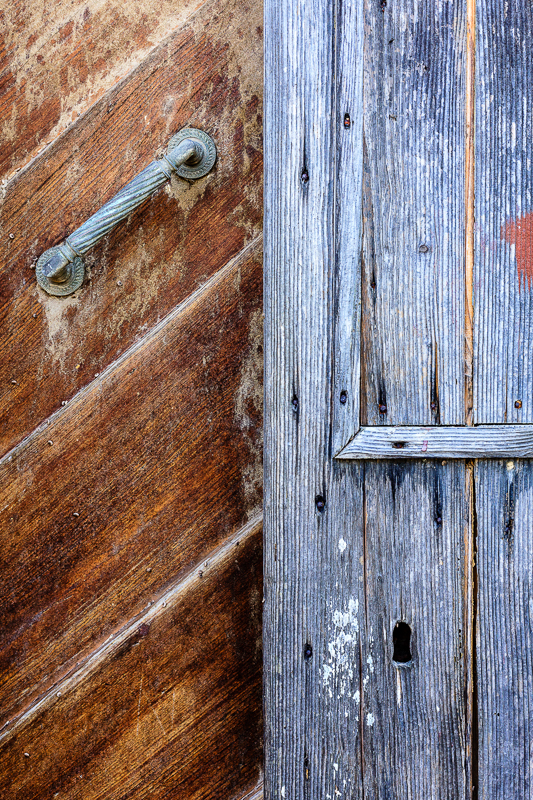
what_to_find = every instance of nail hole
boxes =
[515,399,522,409]
[343,113,351,128]
[379,403,387,414]
[392,441,407,449]
[430,401,438,411]
[435,516,442,525]
[340,390,348,404]
[315,495,325,513]
[292,396,299,412]
[304,643,313,660]
[392,621,412,664]
[301,169,309,185]
[419,244,429,253]
[380,0,387,10]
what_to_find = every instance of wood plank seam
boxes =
[0,511,263,743]
[0,233,262,472]
[1,0,213,186]
[465,0,476,427]
[238,778,264,800]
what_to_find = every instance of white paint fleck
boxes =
[507,461,515,471]
[338,537,347,553]
[366,713,375,727]
[353,690,360,703]
[333,763,338,772]
[366,653,374,674]
[281,787,286,799]
[322,598,359,697]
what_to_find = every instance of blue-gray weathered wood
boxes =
[475,3,533,797]
[358,0,466,427]
[263,1,365,798]
[265,1,472,799]
[338,424,533,460]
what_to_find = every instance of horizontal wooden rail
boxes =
[336,425,533,460]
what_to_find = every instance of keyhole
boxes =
[392,621,412,664]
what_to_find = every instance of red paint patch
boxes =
[502,212,533,290]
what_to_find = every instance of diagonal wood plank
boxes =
[0,517,263,800]
[0,239,262,728]
[0,0,207,181]
[0,0,263,457]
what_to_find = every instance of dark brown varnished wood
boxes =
[0,0,263,457]
[0,519,263,800]
[0,240,263,728]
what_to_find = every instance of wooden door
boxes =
[265,1,533,798]
[0,2,264,798]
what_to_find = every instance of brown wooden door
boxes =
[0,2,264,798]
[265,1,533,798]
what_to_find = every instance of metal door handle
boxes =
[36,128,216,296]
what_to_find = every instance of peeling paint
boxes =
[322,598,359,700]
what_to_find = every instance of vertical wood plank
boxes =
[475,5,533,797]
[474,1,533,424]
[264,0,365,797]
[361,462,471,799]
[360,0,466,427]
[332,0,364,452]
[475,460,533,799]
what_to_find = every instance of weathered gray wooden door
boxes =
[264,1,533,798]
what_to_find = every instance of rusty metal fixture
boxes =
[35,128,216,296]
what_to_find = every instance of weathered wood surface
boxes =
[0,0,263,457]
[0,0,206,181]
[473,5,533,798]
[359,0,465,427]
[474,0,533,425]
[0,518,263,800]
[338,424,533,460]
[361,462,471,798]
[0,241,263,728]
[264,0,366,798]
[475,460,533,800]
[265,0,473,798]
[331,0,364,453]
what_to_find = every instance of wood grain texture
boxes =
[0,240,263,727]
[265,1,476,798]
[263,0,366,798]
[474,1,533,424]
[361,462,471,798]
[0,518,263,800]
[475,460,533,800]
[360,0,465,427]
[331,0,364,452]
[0,0,263,457]
[338,424,533,459]
[0,0,206,181]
